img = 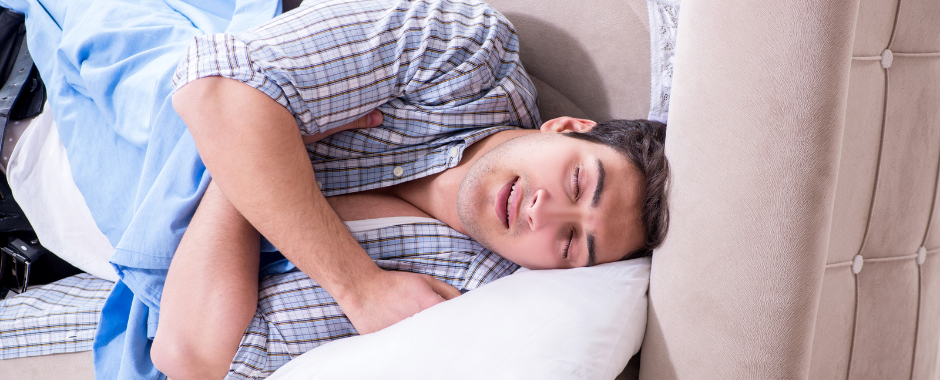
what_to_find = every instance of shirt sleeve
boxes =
[172,0,541,137]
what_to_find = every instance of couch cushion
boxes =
[815,0,940,378]
[484,0,651,122]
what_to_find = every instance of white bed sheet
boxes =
[7,104,118,282]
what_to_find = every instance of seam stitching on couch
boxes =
[886,0,902,48]
[825,253,919,268]
[853,51,940,60]
[847,0,901,368]
[913,52,940,377]
[893,52,940,57]
[848,274,860,379]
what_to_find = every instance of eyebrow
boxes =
[585,159,604,267]
[592,159,605,207]
[586,235,597,267]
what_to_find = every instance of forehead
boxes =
[590,144,646,260]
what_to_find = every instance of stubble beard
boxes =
[456,143,510,253]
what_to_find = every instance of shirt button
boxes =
[393,166,404,177]
[449,147,459,159]
[316,181,323,190]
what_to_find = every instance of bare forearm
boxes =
[152,182,260,380]
[173,77,379,302]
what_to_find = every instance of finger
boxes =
[350,110,383,129]
[367,110,383,127]
[423,276,462,300]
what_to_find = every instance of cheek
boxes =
[528,152,566,173]
[523,150,578,187]
[496,232,559,269]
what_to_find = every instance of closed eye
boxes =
[563,228,574,259]
[573,166,581,198]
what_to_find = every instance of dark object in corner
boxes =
[0,8,71,301]
[283,0,303,12]
[1,7,46,153]
[1,235,83,299]
[0,170,82,299]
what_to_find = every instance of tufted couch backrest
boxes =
[814,0,940,378]
[637,0,940,378]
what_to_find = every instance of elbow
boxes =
[152,329,229,380]
[171,79,209,124]
[171,76,228,132]
[150,335,180,379]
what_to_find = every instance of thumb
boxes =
[356,110,383,128]
[424,276,462,300]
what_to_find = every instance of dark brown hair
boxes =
[563,119,669,259]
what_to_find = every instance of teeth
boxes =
[507,183,516,224]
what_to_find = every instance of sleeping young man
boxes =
[0,0,665,378]
[145,1,670,379]
[144,0,670,379]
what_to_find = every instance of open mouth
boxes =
[496,177,520,229]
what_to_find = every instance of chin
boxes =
[456,201,498,252]
[457,183,492,243]
[457,168,495,245]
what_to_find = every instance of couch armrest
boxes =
[639,0,860,378]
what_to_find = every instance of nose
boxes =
[526,188,583,231]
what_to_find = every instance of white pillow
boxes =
[268,257,651,380]
[7,104,119,282]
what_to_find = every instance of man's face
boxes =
[456,120,646,269]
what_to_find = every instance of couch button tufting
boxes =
[917,246,927,266]
[881,49,893,69]
[852,255,864,274]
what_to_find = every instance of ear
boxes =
[538,116,598,133]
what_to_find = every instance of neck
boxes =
[387,128,537,235]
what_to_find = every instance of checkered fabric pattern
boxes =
[227,220,518,379]
[173,0,541,195]
[0,273,113,359]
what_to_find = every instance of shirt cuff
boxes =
[171,33,317,134]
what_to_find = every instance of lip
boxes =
[495,177,518,229]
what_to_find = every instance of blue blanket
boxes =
[0,0,281,378]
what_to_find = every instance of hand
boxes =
[339,270,461,335]
[302,110,383,144]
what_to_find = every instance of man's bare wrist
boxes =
[324,263,384,308]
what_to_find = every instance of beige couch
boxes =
[491,0,940,378]
[640,0,940,378]
[4,0,939,378]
